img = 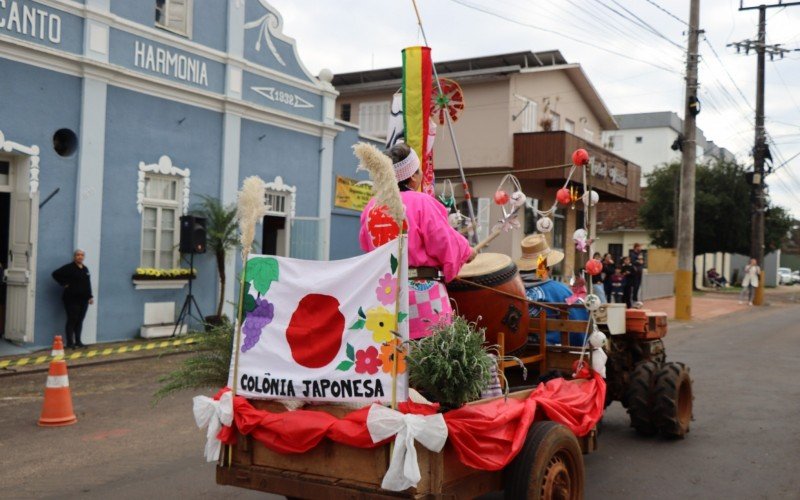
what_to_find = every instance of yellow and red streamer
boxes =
[402,46,434,194]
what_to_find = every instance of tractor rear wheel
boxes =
[504,421,584,500]
[652,362,693,438]
[625,360,659,436]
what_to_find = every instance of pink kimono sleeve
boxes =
[359,199,375,252]
[418,196,472,282]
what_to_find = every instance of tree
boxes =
[196,195,238,318]
[639,160,793,256]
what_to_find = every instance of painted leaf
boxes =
[246,257,280,294]
[243,293,257,313]
[398,312,408,323]
[346,343,355,361]
[349,319,366,330]
[390,254,398,275]
[336,360,354,371]
[358,307,366,319]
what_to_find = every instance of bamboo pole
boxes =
[390,235,407,411]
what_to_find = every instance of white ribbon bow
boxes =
[367,403,448,491]
[193,392,234,462]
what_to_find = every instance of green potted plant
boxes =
[405,316,497,410]
[195,195,238,326]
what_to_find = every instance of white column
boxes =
[317,71,338,261]
[75,78,108,344]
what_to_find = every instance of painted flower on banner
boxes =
[241,297,275,353]
[375,273,398,306]
[364,306,397,343]
[379,340,407,375]
[354,346,382,375]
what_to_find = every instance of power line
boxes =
[604,0,686,51]
[640,0,689,26]
[446,0,682,74]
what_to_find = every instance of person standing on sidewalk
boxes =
[739,258,761,306]
[52,250,94,349]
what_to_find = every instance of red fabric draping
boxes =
[215,371,605,471]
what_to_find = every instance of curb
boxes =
[0,337,199,375]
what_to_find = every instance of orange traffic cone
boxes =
[38,336,77,427]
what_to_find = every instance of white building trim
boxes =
[41,0,326,94]
[264,176,297,218]
[0,131,40,196]
[0,38,344,138]
[137,155,191,215]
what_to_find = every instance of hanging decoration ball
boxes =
[448,212,461,228]
[584,293,602,312]
[573,228,587,241]
[589,327,607,349]
[572,148,590,166]
[510,191,527,208]
[494,189,510,205]
[536,216,554,233]
[556,187,572,206]
[582,190,600,207]
[585,258,603,276]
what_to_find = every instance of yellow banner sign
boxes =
[334,176,372,211]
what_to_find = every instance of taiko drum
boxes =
[446,253,528,354]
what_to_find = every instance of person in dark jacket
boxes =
[52,250,94,348]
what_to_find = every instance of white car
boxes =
[792,270,800,285]
[777,267,793,285]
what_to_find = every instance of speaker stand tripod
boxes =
[172,252,204,337]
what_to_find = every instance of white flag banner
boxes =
[385,93,404,149]
[230,238,409,404]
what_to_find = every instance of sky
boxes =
[267,0,800,217]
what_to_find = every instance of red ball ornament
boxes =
[556,188,572,206]
[572,148,590,166]
[494,190,510,205]
[585,259,603,276]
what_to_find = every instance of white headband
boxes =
[393,148,420,182]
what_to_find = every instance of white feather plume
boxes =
[237,176,269,258]
[352,142,404,224]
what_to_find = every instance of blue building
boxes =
[0,0,373,347]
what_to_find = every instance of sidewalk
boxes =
[643,286,797,322]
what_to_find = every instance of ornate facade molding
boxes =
[0,130,41,197]
[137,155,191,215]
[264,175,296,218]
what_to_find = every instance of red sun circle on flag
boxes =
[286,294,345,369]
[367,205,407,247]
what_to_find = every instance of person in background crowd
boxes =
[591,251,607,303]
[602,253,615,300]
[610,267,625,303]
[621,256,635,308]
[707,267,728,288]
[629,243,645,304]
[52,249,94,349]
[739,258,761,306]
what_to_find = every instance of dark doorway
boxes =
[261,215,286,256]
[0,192,9,338]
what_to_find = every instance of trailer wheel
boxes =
[504,421,584,500]
[652,362,693,438]
[625,360,659,436]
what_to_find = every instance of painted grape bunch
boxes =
[242,298,275,352]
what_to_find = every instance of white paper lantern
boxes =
[536,216,553,233]
[582,190,599,207]
[510,191,527,208]
[584,293,601,312]
[589,327,606,348]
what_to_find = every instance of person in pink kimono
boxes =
[360,143,475,339]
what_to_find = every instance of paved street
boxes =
[1,300,798,499]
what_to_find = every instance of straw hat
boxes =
[516,234,564,271]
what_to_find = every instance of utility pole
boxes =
[675,0,701,321]
[729,1,795,305]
